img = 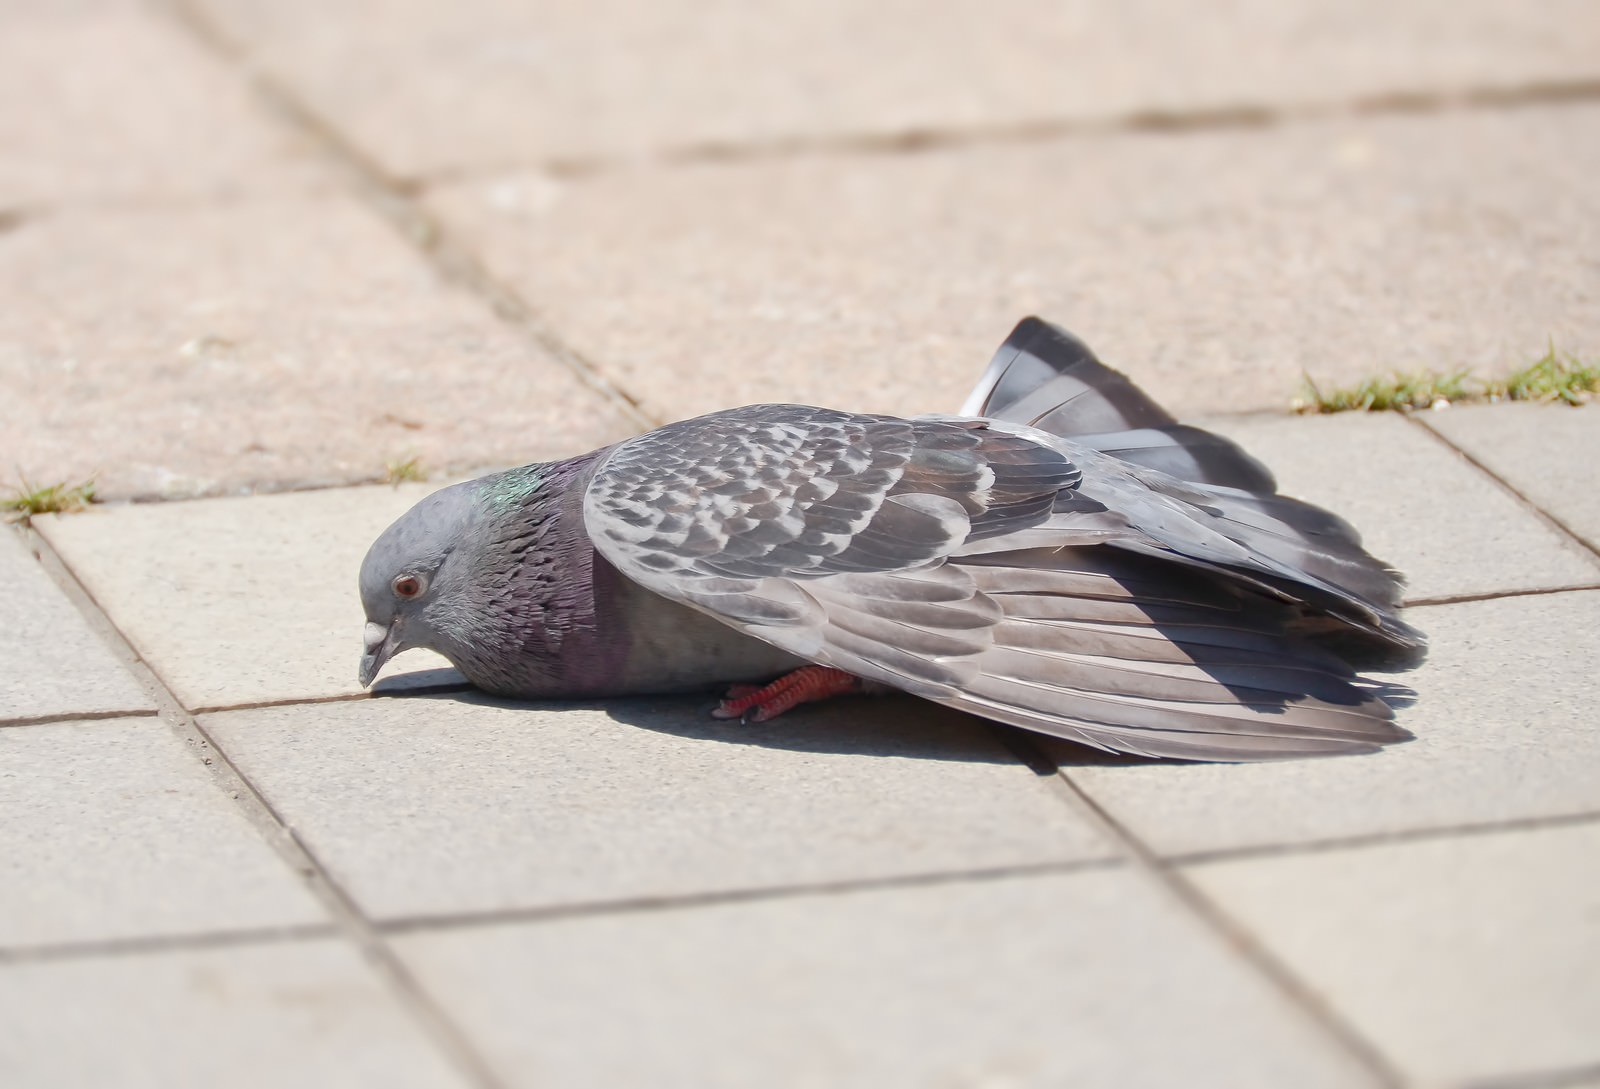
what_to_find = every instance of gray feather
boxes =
[964,317,1279,492]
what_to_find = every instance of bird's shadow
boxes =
[601,692,1022,765]
[368,667,1418,770]
[372,668,1029,766]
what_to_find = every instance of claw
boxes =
[712,666,863,722]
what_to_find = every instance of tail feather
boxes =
[964,317,1276,492]
[961,317,1175,430]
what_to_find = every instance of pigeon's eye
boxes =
[392,574,425,599]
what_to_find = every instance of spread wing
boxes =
[582,404,1414,761]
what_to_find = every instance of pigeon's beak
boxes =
[359,620,399,688]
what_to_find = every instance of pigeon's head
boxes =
[358,481,484,687]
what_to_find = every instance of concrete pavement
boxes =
[3,2,1599,1087]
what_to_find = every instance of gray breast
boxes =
[598,566,808,695]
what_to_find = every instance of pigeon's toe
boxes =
[712,667,864,723]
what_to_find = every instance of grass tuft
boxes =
[1295,345,1598,414]
[2,474,98,525]
[1492,345,1600,406]
[383,456,427,486]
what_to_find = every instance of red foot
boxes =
[711,666,863,723]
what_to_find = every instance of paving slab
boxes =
[1203,412,1600,601]
[0,196,634,500]
[0,1,329,209]
[0,528,151,723]
[204,692,1112,920]
[194,0,1600,177]
[395,868,1373,1089]
[428,105,1600,422]
[0,939,473,1089]
[1423,402,1600,553]
[1065,591,1600,857]
[1186,822,1600,1088]
[37,484,458,710]
[0,717,325,949]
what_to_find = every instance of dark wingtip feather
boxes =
[964,318,1279,493]
[963,317,1176,432]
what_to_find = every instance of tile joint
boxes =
[0,923,339,967]
[0,707,159,730]
[378,857,1124,937]
[1405,583,1600,609]
[1461,1058,1600,1089]
[1170,809,1600,868]
[407,78,1600,187]
[189,683,475,718]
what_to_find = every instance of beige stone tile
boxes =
[1066,592,1600,857]
[428,106,1600,422]
[396,868,1373,1089]
[0,940,473,1089]
[1205,412,1600,601]
[203,693,1113,919]
[0,197,634,500]
[196,0,1600,176]
[36,484,459,709]
[1424,402,1600,554]
[0,2,328,208]
[1186,823,1600,1087]
[0,717,325,948]
[0,528,151,722]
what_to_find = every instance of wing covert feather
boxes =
[585,404,1078,590]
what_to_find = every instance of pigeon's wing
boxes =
[583,404,1410,761]
[964,317,1279,493]
[582,403,1078,633]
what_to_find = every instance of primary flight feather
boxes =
[359,318,1425,761]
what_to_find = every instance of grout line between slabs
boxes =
[21,527,511,1089]
[1404,583,1600,609]
[989,725,1407,1089]
[1404,413,1600,566]
[1165,809,1600,868]
[186,682,474,718]
[0,707,159,729]
[0,923,338,966]
[376,857,1122,937]
[1464,1059,1600,1089]
[159,0,658,438]
[0,864,1126,965]
[403,79,1600,188]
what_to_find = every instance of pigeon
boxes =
[360,317,1425,761]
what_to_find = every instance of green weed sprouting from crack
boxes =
[1294,345,1599,414]
[1496,345,1600,405]
[2,474,98,525]
[383,456,427,486]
